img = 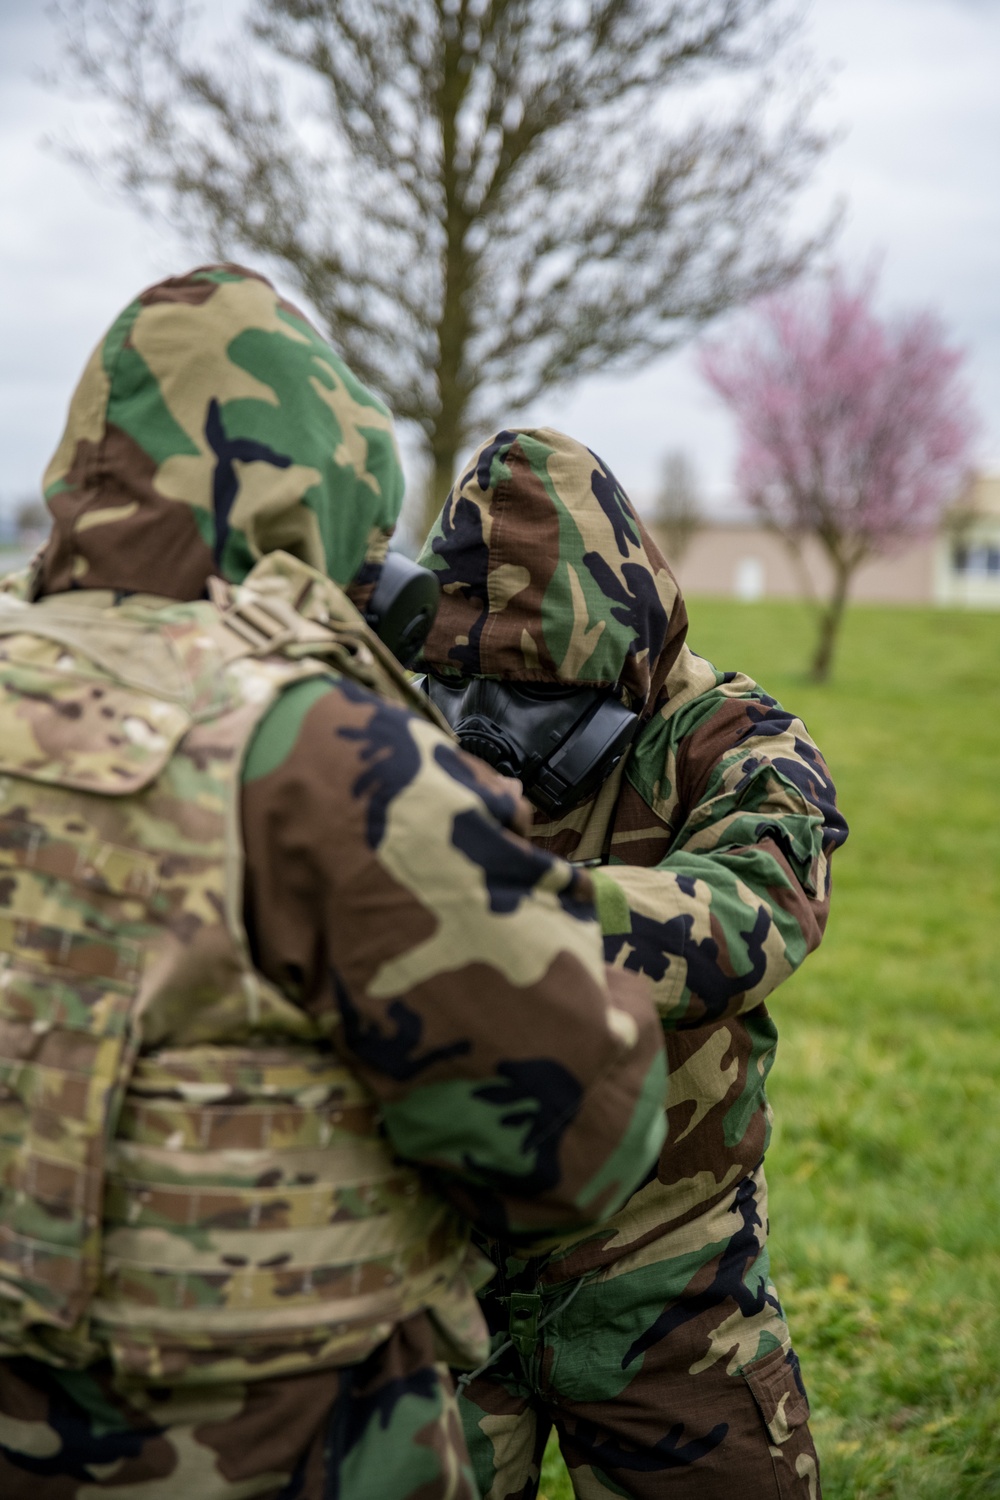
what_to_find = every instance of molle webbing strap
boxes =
[0,809,156,1361]
[90,1045,468,1382]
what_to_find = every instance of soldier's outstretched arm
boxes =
[592,676,849,1029]
[241,677,667,1240]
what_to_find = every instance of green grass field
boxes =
[541,599,1000,1500]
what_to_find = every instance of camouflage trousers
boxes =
[457,1170,820,1500]
[0,1312,476,1499]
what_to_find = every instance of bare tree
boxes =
[50,0,830,530]
[653,450,703,565]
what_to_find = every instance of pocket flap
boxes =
[743,1344,811,1445]
[0,662,190,794]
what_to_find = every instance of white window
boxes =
[952,543,1000,577]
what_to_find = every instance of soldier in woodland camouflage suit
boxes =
[0,276,669,1499]
[417,428,849,1500]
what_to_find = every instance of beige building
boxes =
[656,474,1000,609]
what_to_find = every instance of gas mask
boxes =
[415,673,639,818]
[364,553,440,668]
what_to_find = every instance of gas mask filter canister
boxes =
[364,552,441,668]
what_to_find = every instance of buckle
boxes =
[208,576,301,654]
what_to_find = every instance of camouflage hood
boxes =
[417,428,688,714]
[38,264,404,601]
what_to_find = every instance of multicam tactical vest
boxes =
[0,553,485,1384]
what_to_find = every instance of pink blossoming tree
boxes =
[701,270,977,680]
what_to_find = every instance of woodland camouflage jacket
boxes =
[418,428,849,1280]
[0,274,667,1377]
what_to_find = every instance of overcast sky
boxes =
[1,0,998,530]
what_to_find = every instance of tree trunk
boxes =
[420,1,473,541]
[423,442,461,539]
[810,557,853,683]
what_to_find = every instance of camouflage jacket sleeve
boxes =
[596,675,849,1029]
[240,677,667,1240]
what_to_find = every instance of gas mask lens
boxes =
[419,675,638,817]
